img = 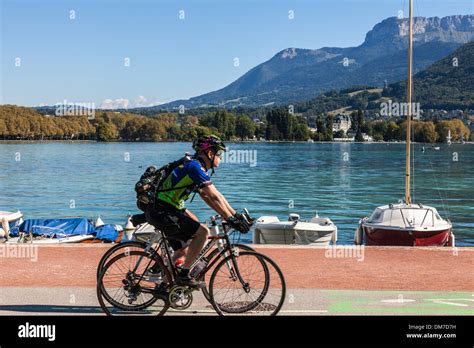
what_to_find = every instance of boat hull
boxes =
[5,235,96,244]
[361,225,452,246]
[254,225,336,245]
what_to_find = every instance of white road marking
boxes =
[430,301,469,307]
[425,299,474,301]
[381,299,416,303]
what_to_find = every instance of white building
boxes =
[332,114,352,133]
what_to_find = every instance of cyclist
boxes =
[145,135,251,286]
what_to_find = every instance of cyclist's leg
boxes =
[145,204,207,284]
[172,246,187,263]
[161,212,208,268]
[183,209,199,222]
[182,224,208,269]
[165,214,208,285]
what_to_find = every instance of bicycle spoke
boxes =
[97,250,170,316]
[209,251,285,316]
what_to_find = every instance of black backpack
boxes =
[135,154,192,211]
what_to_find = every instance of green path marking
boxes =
[323,290,474,315]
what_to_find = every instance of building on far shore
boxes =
[341,131,374,142]
[333,114,352,134]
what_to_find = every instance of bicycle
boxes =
[96,222,255,303]
[97,209,286,316]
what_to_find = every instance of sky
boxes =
[1,0,473,108]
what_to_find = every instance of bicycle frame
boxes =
[127,222,249,291]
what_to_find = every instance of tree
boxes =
[412,121,438,143]
[315,115,326,141]
[355,130,364,142]
[292,124,310,140]
[373,133,384,141]
[386,121,400,141]
[435,119,470,142]
[200,110,236,140]
[325,114,334,141]
[265,108,293,140]
[96,121,118,141]
[0,118,6,136]
[235,115,256,140]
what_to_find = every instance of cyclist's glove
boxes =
[227,213,251,234]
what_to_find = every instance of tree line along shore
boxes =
[0,104,471,143]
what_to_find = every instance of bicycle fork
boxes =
[226,249,251,293]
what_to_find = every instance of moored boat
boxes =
[254,213,337,245]
[0,210,24,239]
[356,203,453,246]
[1,211,122,244]
[358,0,454,247]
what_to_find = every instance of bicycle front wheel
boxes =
[209,251,286,316]
[199,243,256,303]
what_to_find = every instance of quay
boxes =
[0,244,473,315]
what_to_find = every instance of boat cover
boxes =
[8,218,120,241]
[95,224,120,242]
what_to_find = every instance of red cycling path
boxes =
[0,244,472,291]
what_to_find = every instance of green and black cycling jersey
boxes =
[156,157,212,210]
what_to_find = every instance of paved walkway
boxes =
[0,244,473,315]
[0,288,472,315]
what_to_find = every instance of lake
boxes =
[1,141,473,245]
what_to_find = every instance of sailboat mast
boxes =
[405,0,413,204]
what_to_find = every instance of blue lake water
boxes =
[1,141,473,245]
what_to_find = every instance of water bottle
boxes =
[190,259,207,278]
[175,258,184,269]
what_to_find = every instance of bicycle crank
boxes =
[169,286,193,310]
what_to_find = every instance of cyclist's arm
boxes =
[199,184,235,219]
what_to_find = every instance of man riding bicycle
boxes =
[145,135,251,286]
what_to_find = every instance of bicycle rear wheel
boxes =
[97,250,171,316]
[96,241,146,280]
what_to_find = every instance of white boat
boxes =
[254,213,337,246]
[0,210,24,239]
[6,234,95,244]
[356,203,453,246]
[447,129,452,145]
[359,0,453,247]
[130,221,162,242]
[1,210,113,244]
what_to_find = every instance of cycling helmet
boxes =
[192,135,226,153]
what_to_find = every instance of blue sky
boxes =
[1,0,473,107]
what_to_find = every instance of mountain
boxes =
[292,41,474,117]
[158,14,474,110]
[385,41,474,109]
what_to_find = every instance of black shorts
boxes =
[145,202,201,251]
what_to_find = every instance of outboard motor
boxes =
[288,213,300,222]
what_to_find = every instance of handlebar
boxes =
[209,208,255,232]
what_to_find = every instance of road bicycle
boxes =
[97,209,286,315]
